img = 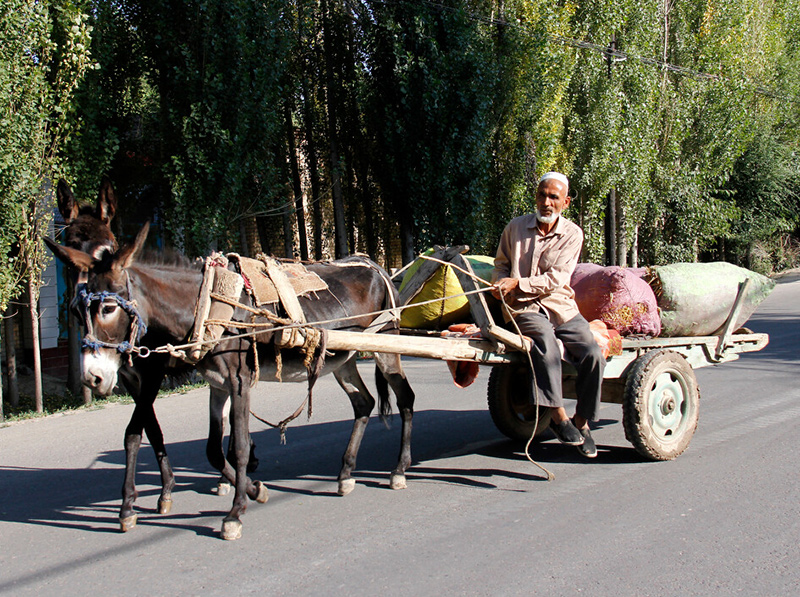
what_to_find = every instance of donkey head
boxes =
[57,177,118,264]
[55,177,120,321]
[46,223,150,395]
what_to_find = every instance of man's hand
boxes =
[491,277,519,300]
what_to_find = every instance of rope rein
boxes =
[498,292,555,482]
[151,286,494,360]
[407,254,553,480]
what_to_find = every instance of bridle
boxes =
[78,271,150,360]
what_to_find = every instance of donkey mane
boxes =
[134,248,202,270]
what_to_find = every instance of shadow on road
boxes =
[0,408,646,532]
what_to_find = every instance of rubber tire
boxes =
[622,349,700,461]
[487,365,552,442]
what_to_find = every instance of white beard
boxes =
[536,209,559,224]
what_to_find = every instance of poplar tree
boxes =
[0,0,93,414]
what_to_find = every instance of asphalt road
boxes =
[1,273,798,596]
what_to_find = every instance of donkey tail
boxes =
[375,365,392,427]
[372,260,400,427]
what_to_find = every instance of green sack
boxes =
[648,262,774,337]
[399,252,495,329]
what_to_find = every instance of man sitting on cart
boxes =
[491,171,605,458]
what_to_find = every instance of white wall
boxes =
[39,253,59,350]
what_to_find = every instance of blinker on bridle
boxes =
[79,271,150,360]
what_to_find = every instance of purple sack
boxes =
[571,265,661,337]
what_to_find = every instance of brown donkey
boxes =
[46,222,416,540]
[54,179,259,530]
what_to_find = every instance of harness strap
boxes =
[261,256,306,324]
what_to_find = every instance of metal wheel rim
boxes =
[646,367,692,444]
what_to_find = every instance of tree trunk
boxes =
[605,188,617,266]
[273,144,295,259]
[298,3,323,261]
[616,195,627,267]
[359,162,377,259]
[344,149,356,254]
[282,208,294,259]
[3,309,19,407]
[27,277,43,413]
[630,224,639,268]
[321,0,348,258]
[67,303,83,399]
[578,191,588,262]
[256,216,273,256]
[285,99,309,260]
[238,220,250,257]
[302,93,323,260]
[399,215,415,265]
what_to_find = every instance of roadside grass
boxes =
[1,380,208,426]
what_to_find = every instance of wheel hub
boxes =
[661,396,676,415]
[649,371,686,437]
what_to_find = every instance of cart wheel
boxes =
[487,365,552,442]
[622,349,699,461]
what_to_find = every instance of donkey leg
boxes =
[333,357,376,496]
[221,375,269,541]
[138,370,174,515]
[210,399,259,497]
[374,353,416,490]
[142,410,175,514]
[120,402,149,531]
[208,387,236,491]
[214,395,233,496]
[218,395,259,496]
[207,386,268,503]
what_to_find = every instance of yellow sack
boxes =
[399,251,495,329]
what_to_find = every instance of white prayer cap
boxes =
[539,172,569,191]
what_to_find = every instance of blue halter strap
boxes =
[78,283,148,355]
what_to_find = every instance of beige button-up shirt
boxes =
[492,213,583,325]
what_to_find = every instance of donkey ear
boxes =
[97,177,117,224]
[57,179,79,223]
[114,221,150,270]
[43,236,96,272]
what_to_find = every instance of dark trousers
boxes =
[510,311,604,422]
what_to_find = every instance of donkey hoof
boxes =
[215,482,231,496]
[338,478,356,496]
[389,473,407,490]
[157,498,172,515]
[254,480,269,504]
[221,519,243,541]
[120,514,138,532]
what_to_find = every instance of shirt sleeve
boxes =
[517,227,582,298]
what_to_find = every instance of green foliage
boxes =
[362,1,496,256]
[720,130,800,270]
[562,0,793,264]
[0,0,94,311]
[53,0,800,268]
[145,0,292,254]
[481,0,577,254]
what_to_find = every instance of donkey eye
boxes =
[102,304,117,316]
